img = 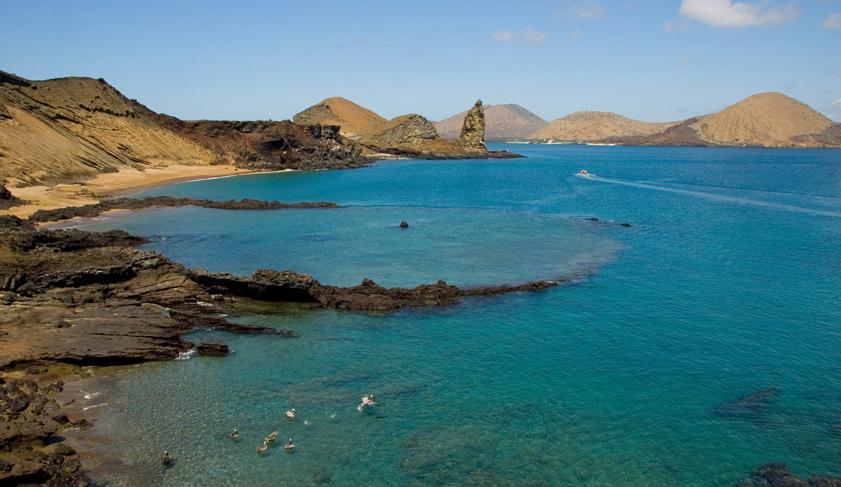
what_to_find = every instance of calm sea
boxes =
[72,143,841,486]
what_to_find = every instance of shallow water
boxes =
[73,144,841,485]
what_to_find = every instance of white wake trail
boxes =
[586,175,841,219]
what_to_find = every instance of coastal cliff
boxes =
[0,71,369,189]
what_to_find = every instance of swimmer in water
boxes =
[357,394,377,411]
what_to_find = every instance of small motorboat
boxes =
[265,431,279,443]
[578,169,590,176]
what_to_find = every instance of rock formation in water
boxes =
[459,100,486,149]
[27,196,341,223]
[436,103,547,140]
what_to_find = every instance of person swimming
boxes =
[284,438,295,452]
[230,429,240,441]
[285,408,297,420]
[161,450,173,465]
[357,394,377,411]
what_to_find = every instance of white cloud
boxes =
[679,0,799,28]
[832,98,841,110]
[823,12,841,29]
[492,28,549,45]
[565,0,606,20]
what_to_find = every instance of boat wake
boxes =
[585,175,841,218]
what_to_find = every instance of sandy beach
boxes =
[2,164,255,218]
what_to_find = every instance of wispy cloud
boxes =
[663,19,689,32]
[832,98,841,110]
[564,0,607,20]
[679,0,799,28]
[492,28,549,45]
[823,12,841,29]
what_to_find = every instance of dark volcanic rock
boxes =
[152,115,370,171]
[399,221,409,229]
[29,196,341,223]
[740,463,841,487]
[197,342,229,357]
[0,378,92,486]
[459,100,486,149]
[0,224,294,369]
[191,269,562,312]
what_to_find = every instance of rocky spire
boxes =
[459,99,486,149]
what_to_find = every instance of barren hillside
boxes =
[531,111,679,142]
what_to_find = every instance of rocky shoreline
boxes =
[0,203,572,484]
[28,196,341,223]
[1,210,567,370]
[1,373,93,485]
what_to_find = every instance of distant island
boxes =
[435,92,840,148]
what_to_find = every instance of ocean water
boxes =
[71,144,841,486]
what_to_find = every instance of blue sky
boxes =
[2,0,840,122]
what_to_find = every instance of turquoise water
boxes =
[73,144,841,485]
